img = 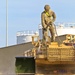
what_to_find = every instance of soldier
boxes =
[41,5,56,44]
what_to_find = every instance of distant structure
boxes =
[38,24,43,40]
[17,23,75,44]
[55,22,75,36]
[16,30,38,44]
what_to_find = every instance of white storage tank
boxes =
[17,31,38,44]
[38,24,43,40]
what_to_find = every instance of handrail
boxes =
[23,47,75,61]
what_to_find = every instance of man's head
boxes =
[44,5,50,12]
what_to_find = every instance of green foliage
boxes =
[15,57,35,73]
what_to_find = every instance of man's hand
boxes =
[47,21,53,26]
[43,25,48,29]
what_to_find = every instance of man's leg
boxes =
[42,28,48,45]
[49,24,55,42]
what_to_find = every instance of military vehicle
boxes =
[15,33,75,75]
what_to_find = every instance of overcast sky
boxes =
[0,0,75,47]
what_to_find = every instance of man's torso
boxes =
[42,10,53,25]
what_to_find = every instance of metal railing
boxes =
[23,47,47,59]
[23,47,75,61]
[16,30,38,36]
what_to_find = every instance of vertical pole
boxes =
[6,0,8,46]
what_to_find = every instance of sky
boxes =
[0,0,75,47]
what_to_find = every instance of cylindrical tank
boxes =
[17,35,32,44]
[38,24,43,40]
[16,31,38,44]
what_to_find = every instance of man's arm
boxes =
[52,11,56,22]
[41,13,47,29]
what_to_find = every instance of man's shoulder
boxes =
[41,11,45,14]
[41,11,46,16]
